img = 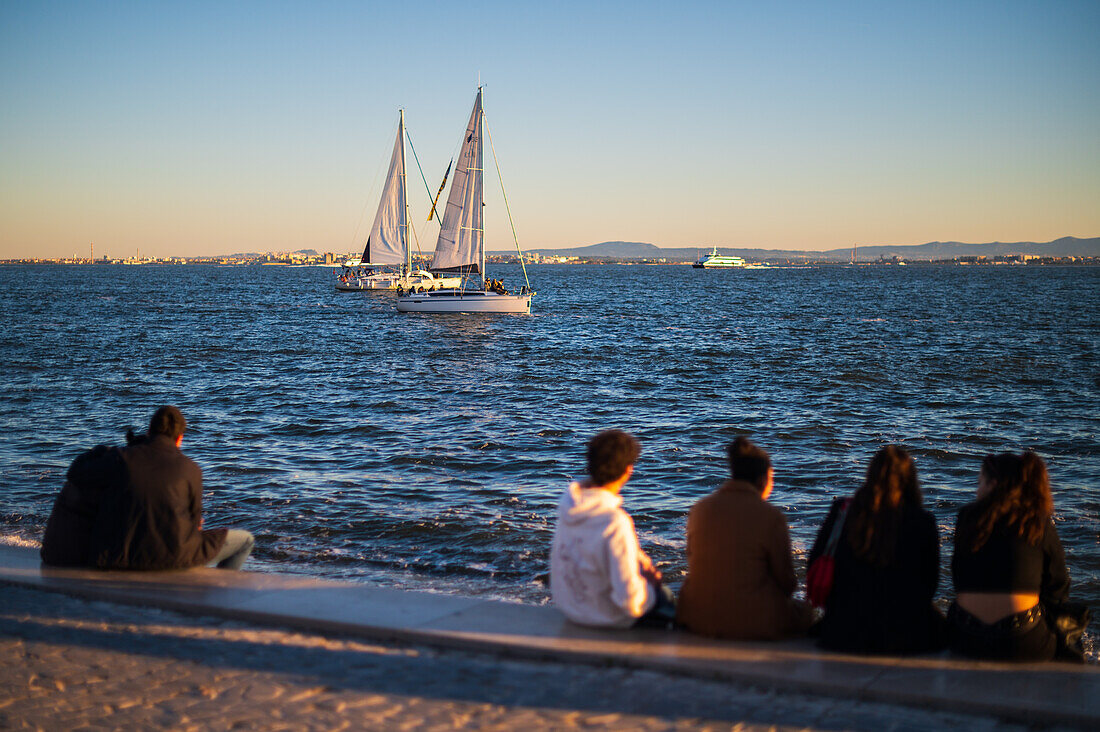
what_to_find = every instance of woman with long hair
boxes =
[808,446,945,653]
[950,451,1070,660]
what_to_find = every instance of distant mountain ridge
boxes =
[227,249,320,258]
[495,236,1099,260]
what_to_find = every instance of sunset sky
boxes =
[2,1,1098,259]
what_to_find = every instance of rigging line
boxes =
[405,131,442,228]
[484,115,531,290]
[409,214,424,257]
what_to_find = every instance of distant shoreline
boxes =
[3,258,1098,267]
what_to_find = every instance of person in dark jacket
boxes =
[41,406,253,570]
[808,446,945,654]
[950,451,1071,661]
[40,445,128,568]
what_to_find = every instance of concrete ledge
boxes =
[1,544,1095,728]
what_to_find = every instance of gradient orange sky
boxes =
[2,1,1098,259]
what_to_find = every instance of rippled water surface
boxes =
[2,263,1097,643]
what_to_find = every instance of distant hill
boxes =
[494,236,1099,261]
[824,237,1100,260]
[227,248,320,258]
[541,241,663,257]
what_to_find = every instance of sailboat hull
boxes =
[395,289,532,314]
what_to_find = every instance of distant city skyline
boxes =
[2,1,1098,260]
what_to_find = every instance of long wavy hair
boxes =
[967,451,1052,551]
[846,446,923,567]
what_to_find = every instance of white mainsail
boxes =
[363,114,407,266]
[431,89,483,274]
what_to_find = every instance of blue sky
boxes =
[2,1,1098,258]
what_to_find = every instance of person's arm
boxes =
[767,513,798,596]
[605,515,654,618]
[1041,520,1070,605]
[949,509,967,594]
[638,549,662,583]
[188,464,205,531]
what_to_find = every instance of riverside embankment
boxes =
[1,545,1096,730]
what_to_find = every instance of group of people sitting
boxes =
[551,430,1088,662]
[39,408,1087,663]
[339,267,376,281]
[40,406,254,573]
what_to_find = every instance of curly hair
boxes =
[967,451,1052,551]
[586,430,640,486]
[845,446,922,567]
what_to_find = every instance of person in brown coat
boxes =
[676,437,813,640]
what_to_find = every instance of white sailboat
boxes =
[395,88,533,314]
[336,111,461,293]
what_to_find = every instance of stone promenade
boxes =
[0,584,1063,731]
[1,544,1096,730]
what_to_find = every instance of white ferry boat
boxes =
[692,247,746,268]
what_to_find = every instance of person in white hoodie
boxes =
[550,429,674,628]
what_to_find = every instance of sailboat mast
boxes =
[400,109,409,276]
[477,88,485,281]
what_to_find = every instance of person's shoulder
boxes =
[1040,515,1062,544]
[176,451,202,476]
[691,487,722,509]
[906,504,939,533]
[66,444,124,481]
[69,443,118,465]
[955,500,982,522]
[762,498,790,524]
[604,499,637,531]
[689,483,742,517]
[822,495,848,517]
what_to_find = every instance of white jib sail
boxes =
[431,89,483,273]
[365,115,406,266]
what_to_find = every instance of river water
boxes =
[1,263,1097,649]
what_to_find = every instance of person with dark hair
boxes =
[550,430,674,628]
[676,437,812,640]
[949,451,1072,661]
[808,446,945,653]
[41,406,254,571]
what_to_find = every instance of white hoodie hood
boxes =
[549,481,654,628]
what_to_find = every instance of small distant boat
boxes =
[692,247,746,269]
[396,88,533,314]
[336,111,461,293]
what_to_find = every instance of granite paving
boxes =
[0,584,1059,731]
[1,543,1096,730]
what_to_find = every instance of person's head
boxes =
[861,445,921,509]
[846,446,921,566]
[726,437,772,493]
[969,450,1052,550]
[586,429,640,488]
[148,406,187,442]
[978,452,1020,499]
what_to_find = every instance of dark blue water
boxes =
[1,263,1097,649]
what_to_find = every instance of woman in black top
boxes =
[809,446,945,654]
[950,451,1070,661]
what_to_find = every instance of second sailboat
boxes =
[337,110,461,292]
[395,88,534,313]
